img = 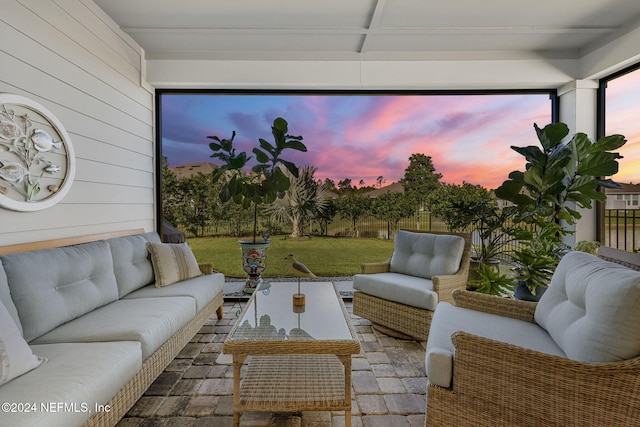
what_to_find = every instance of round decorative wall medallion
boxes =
[0,93,76,211]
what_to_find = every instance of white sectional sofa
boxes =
[0,230,225,427]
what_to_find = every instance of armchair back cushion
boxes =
[390,231,464,279]
[535,251,640,363]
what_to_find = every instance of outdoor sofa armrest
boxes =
[452,289,537,323]
[360,259,391,274]
[427,330,640,427]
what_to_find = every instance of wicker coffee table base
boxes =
[233,354,353,426]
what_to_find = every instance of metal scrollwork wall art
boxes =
[0,93,76,211]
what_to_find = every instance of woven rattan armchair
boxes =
[353,230,471,341]
[426,247,640,427]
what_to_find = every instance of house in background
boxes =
[606,183,640,209]
[1,0,640,248]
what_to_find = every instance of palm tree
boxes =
[266,165,332,238]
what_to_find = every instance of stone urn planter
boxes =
[240,240,270,294]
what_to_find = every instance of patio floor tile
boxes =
[117,302,428,426]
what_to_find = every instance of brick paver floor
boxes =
[117,301,428,427]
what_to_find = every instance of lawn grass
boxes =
[188,235,395,278]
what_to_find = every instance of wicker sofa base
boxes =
[82,292,224,427]
[353,291,432,341]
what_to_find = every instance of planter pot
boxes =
[514,282,547,302]
[239,240,270,294]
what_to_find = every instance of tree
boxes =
[335,192,373,237]
[179,172,217,237]
[323,178,337,193]
[400,154,442,206]
[266,165,332,238]
[338,178,354,194]
[426,182,493,231]
[371,192,414,238]
[376,176,386,188]
[161,157,182,225]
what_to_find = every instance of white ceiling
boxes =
[94,0,640,62]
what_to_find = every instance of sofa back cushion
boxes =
[535,251,640,363]
[1,241,119,342]
[107,232,160,298]
[390,231,465,279]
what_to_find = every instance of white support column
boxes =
[558,79,599,247]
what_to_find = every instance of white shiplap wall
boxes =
[0,0,155,245]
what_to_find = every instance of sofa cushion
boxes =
[426,302,565,388]
[1,241,119,342]
[0,341,141,427]
[147,242,202,288]
[353,272,438,310]
[108,232,161,298]
[31,297,196,359]
[0,300,45,385]
[535,251,640,363]
[389,231,464,279]
[0,261,22,335]
[123,272,224,312]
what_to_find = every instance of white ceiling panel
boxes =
[93,0,640,61]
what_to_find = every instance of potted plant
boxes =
[208,117,308,293]
[467,262,515,295]
[496,122,626,299]
[450,199,522,282]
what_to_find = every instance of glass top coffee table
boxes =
[223,281,360,427]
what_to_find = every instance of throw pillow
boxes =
[1,300,46,385]
[146,242,202,288]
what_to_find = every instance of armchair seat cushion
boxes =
[426,302,565,387]
[353,272,437,310]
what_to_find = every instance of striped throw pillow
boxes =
[146,242,203,288]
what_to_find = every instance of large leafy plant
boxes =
[496,122,625,227]
[495,122,626,294]
[208,117,308,242]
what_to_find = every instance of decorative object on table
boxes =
[0,93,76,211]
[208,117,308,294]
[286,253,317,306]
[495,122,627,299]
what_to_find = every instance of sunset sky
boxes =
[161,75,639,189]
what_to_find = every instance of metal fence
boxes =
[182,209,640,255]
[604,209,640,252]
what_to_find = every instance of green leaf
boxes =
[227,152,249,169]
[283,140,308,152]
[208,142,221,151]
[258,138,276,155]
[596,178,622,189]
[536,122,569,151]
[495,179,522,200]
[523,166,543,188]
[576,152,619,176]
[512,146,546,166]
[280,159,299,178]
[253,148,270,163]
[593,134,626,152]
[273,117,288,133]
